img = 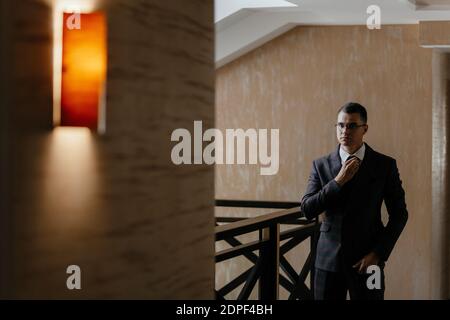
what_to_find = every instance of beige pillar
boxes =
[431,50,450,299]
[421,21,450,299]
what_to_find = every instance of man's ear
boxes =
[364,125,368,134]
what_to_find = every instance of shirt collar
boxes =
[339,143,366,165]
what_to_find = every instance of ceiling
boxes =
[215,0,450,67]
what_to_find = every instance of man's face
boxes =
[336,112,367,149]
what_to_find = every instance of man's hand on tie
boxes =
[334,156,361,186]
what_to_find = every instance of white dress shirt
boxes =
[339,143,366,165]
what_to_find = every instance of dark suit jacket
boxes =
[301,143,408,272]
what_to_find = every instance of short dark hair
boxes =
[337,102,367,123]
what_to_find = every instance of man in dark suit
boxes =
[301,102,408,300]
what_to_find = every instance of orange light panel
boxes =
[61,12,106,130]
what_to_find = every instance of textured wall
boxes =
[0,0,215,298]
[216,25,433,299]
[420,21,450,46]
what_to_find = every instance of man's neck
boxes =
[341,142,364,155]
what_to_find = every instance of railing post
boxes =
[309,218,319,297]
[258,224,280,300]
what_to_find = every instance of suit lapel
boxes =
[328,144,342,179]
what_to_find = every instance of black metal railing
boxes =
[215,199,319,300]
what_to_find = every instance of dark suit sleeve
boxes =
[373,159,408,261]
[301,160,342,220]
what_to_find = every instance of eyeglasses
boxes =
[335,122,366,131]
